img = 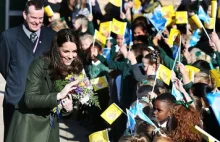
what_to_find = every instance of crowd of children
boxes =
[43,0,220,141]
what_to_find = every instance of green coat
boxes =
[6,58,61,142]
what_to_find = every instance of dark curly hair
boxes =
[169,105,202,142]
[42,29,83,80]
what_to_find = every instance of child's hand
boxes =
[91,46,98,57]
[120,44,128,58]
[177,62,187,75]
[91,0,96,6]
[127,1,133,9]
[174,79,185,93]
[171,71,177,82]
[127,51,137,65]
[210,32,220,51]
[120,12,126,20]
[183,47,192,64]
[209,40,217,51]
[88,13,93,21]
[106,40,111,48]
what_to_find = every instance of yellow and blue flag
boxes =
[89,129,109,142]
[167,28,180,47]
[189,29,201,48]
[157,64,172,85]
[111,18,127,35]
[94,30,107,47]
[90,76,109,91]
[191,14,203,29]
[175,11,188,24]
[198,6,211,24]
[144,6,167,31]
[99,21,112,37]
[172,83,183,101]
[101,103,123,125]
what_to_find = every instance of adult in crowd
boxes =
[0,0,56,140]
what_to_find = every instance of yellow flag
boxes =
[94,30,107,47]
[44,5,54,17]
[111,18,127,35]
[157,64,172,85]
[192,125,219,142]
[89,129,109,142]
[210,69,220,88]
[101,103,123,125]
[175,11,188,24]
[167,28,180,47]
[185,65,200,82]
[218,7,220,19]
[109,0,121,7]
[191,15,203,29]
[204,18,215,29]
[133,0,142,10]
[99,21,112,37]
[211,1,217,18]
[162,5,175,19]
[90,76,109,91]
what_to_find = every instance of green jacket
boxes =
[6,58,66,142]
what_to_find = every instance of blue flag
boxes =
[189,29,201,48]
[144,7,167,32]
[198,6,211,24]
[126,109,136,132]
[136,100,157,127]
[172,83,183,101]
[172,44,179,58]
[206,92,220,126]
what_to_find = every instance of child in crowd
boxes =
[153,93,176,132]
[73,14,94,35]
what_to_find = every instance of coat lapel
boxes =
[17,25,34,54]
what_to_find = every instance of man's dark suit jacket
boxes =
[0,25,56,105]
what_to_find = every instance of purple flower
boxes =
[69,77,75,82]
[75,87,83,93]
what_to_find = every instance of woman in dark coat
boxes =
[6,29,83,142]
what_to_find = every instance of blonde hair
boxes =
[194,72,211,85]
[190,48,211,64]
[80,34,93,42]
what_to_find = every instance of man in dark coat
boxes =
[0,0,56,140]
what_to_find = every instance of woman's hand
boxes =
[61,94,73,112]
[57,80,78,100]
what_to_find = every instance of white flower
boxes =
[80,95,90,105]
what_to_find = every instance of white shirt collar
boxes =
[92,60,101,66]
[22,24,40,40]
[115,45,120,52]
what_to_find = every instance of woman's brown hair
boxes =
[169,105,202,142]
[43,29,83,80]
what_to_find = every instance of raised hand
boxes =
[127,51,137,65]
[57,80,78,100]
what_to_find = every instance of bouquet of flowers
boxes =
[52,72,100,114]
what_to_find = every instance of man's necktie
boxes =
[30,32,37,43]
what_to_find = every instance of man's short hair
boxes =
[24,0,44,14]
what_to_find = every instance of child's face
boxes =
[73,19,81,30]
[142,58,156,75]
[116,35,123,47]
[81,38,92,50]
[90,46,97,60]
[153,100,171,122]
[134,26,146,37]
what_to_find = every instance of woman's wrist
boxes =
[57,93,61,100]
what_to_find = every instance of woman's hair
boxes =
[194,72,211,85]
[133,35,149,45]
[43,29,83,80]
[191,83,212,98]
[119,134,150,142]
[169,105,202,142]
[74,14,89,28]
